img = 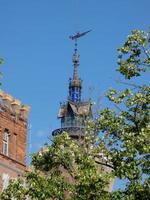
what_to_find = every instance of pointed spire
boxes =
[69,30,91,82]
[72,40,79,80]
[68,39,82,102]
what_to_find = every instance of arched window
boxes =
[2,129,9,156]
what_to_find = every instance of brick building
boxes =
[0,91,29,190]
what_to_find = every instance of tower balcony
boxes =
[52,116,85,138]
[52,126,85,138]
[61,116,85,129]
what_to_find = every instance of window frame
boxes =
[2,129,9,156]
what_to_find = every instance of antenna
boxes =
[26,122,32,165]
[96,94,103,114]
[88,85,94,100]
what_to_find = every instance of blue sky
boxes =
[0,0,150,190]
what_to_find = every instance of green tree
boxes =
[1,28,150,200]
[96,28,150,199]
[0,133,112,200]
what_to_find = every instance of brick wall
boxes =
[0,91,29,190]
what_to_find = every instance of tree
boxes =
[96,28,150,199]
[0,133,112,200]
[1,28,150,200]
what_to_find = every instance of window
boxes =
[13,133,17,159]
[2,129,9,156]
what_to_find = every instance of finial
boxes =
[68,30,91,102]
[69,30,92,41]
[72,46,79,80]
[69,30,92,81]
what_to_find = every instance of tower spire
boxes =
[72,39,79,80]
[70,29,92,81]
[52,30,93,138]
[68,30,92,102]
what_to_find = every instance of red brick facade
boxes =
[0,91,29,190]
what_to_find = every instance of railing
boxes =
[61,116,85,129]
[52,127,85,136]
[52,116,86,136]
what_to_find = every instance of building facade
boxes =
[0,91,29,190]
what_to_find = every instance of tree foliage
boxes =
[0,28,150,199]
[96,28,150,199]
[0,133,112,200]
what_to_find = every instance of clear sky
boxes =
[0,0,150,190]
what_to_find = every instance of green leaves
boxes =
[0,58,3,65]
[106,88,131,104]
[99,28,150,199]
[0,131,113,199]
[0,179,26,200]
[117,29,150,79]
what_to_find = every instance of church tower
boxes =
[52,31,92,139]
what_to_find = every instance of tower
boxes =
[52,31,92,139]
[0,91,29,190]
[51,31,114,192]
